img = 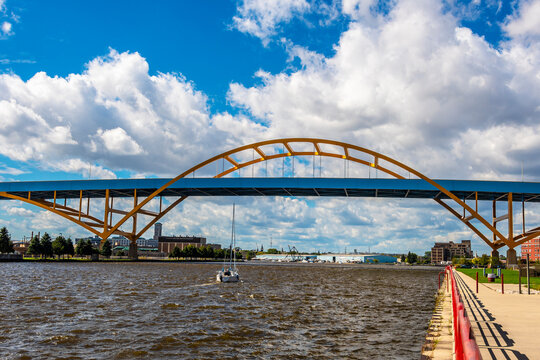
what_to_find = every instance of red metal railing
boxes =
[447,266,482,360]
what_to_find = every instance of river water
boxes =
[0,262,438,359]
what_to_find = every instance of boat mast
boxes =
[233,203,237,270]
[230,203,235,268]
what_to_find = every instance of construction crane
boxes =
[285,245,301,262]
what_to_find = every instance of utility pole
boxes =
[527,254,531,295]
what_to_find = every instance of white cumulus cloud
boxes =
[94,127,144,156]
[233,0,311,45]
[53,158,117,179]
[504,0,540,41]
[1,21,11,35]
[229,0,540,180]
[0,50,253,177]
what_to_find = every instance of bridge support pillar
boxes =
[128,242,138,260]
[490,249,499,259]
[506,248,517,267]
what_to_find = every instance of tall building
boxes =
[431,240,472,263]
[521,238,540,262]
[154,223,162,241]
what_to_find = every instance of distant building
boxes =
[75,235,101,247]
[431,240,472,263]
[72,235,156,250]
[137,238,158,247]
[109,236,129,247]
[255,253,397,263]
[12,241,29,255]
[521,238,540,262]
[154,223,220,253]
[158,235,207,253]
[154,223,162,241]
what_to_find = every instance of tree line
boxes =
[26,233,75,259]
[74,239,112,258]
[399,251,432,264]
[18,229,113,259]
[168,245,243,260]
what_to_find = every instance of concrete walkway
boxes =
[454,271,540,360]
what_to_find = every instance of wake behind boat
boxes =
[217,203,240,283]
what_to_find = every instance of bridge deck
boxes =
[1,178,540,202]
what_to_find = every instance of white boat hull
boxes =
[217,270,240,283]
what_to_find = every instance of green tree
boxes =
[406,251,418,264]
[183,245,199,259]
[169,246,181,259]
[65,238,75,258]
[27,235,42,257]
[101,240,112,258]
[214,248,225,259]
[84,240,95,256]
[478,254,490,267]
[0,227,14,253]
[243,250,257,260]
[52,235,67,259]
[40,233,53,259]
[267,248,279,254]
[400,254,406,263]
[76,239,94,257]
[199,245,214,259]
[75,239,85,256]
[223,248,232,260]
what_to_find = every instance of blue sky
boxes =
[1,0,540,255]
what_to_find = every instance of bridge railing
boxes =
[447,266,482,360]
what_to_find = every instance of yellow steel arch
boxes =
[2,138,536,256]
[104,138,520,250]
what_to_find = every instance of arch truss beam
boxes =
[1,138,538,255]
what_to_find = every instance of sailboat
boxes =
[217,203,240,283]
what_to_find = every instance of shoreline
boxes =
[2,257,443,270]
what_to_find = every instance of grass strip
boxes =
[457,268,540,290]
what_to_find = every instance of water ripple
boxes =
[0,262,437,359]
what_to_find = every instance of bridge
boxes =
[1,138,539,262]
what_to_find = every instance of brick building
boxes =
[431,240,472,263]
[521,238,540,262]
[158,235,207,253]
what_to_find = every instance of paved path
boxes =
[454,271,540,360]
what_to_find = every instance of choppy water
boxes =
[0,262,438,359]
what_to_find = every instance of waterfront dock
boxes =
[454,270,540,359]
[421,283,453,360]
